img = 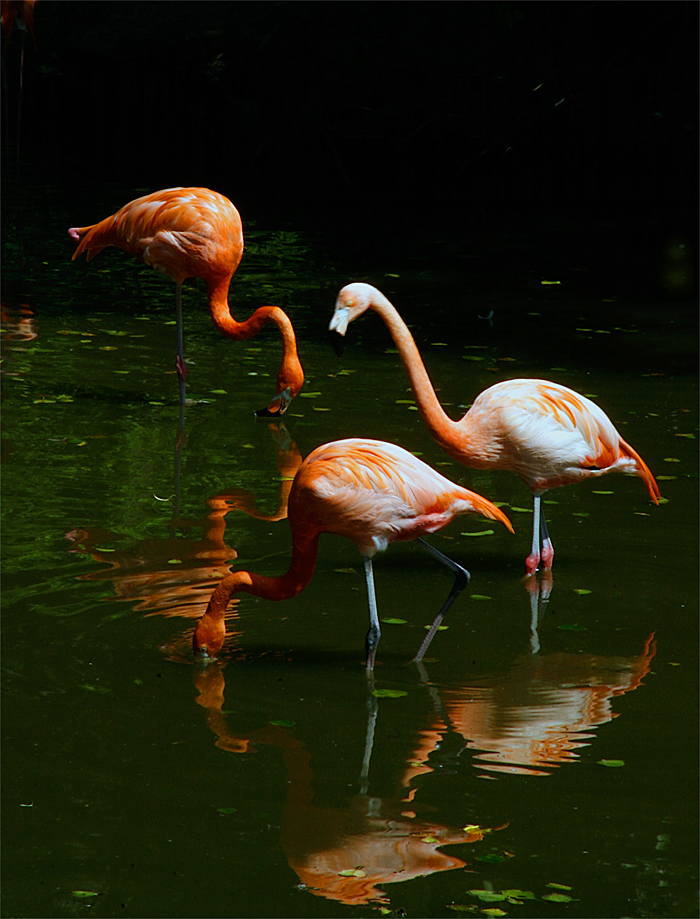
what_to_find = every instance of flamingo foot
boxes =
[176,354,188,382]
[540,538,554,570]
[525,551,540,576]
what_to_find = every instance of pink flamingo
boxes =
[330,283,660,574]
[193,438,513,671]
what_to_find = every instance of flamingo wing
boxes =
[289,439,512,556]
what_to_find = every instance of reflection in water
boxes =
[194,665,499,907]
[65,425,302,655]
[0,302,38,343]
[412,603,656,778]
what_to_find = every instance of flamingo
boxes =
[193,438,514,672]
[68,187,304,414]
[329,283,660,575]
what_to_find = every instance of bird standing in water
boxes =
[193,438,514,672]
[330,283,660,574]
[69,187,304,414]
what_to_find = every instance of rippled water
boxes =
[2,167,698,918]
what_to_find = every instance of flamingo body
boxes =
[330,283,660,574]
[193,438,513,670]
[69,187,303,414]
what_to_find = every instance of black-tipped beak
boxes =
[255,386,293,418]
[330,330,346,357]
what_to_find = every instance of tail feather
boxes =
[464,491,515,533]
[69,216,119,262]
[619,437,661,504]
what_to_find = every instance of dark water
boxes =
[2,171,698,919]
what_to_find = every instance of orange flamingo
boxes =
[330,283,660,574]
[68,187,304,414]
[193,438,513,671]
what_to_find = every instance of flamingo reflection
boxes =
[411,611,656,778]
[0,302,38,343]
[66,426,302,653]
[193,664,503,907]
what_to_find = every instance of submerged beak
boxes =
[255,386,294,418]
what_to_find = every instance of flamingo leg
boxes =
[539,499,554,569]
[525,494,542,575]
[412,538,470,663]
[174,281,187,404]
[362,556,381,674]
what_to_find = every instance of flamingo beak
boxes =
[255,386,293,417]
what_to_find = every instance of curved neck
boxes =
[368,291,458,446]
[207,277,294,343]
[206,277,303,392]
[194,532,319,655]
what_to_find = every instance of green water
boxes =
[2,176,698,918]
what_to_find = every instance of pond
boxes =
[2,164,698,918]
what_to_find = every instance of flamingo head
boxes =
[193,613,226,659]
[329,282,381,341]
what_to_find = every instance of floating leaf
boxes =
[573,588,591,595]
[471,594,492,601]
[312,406,331,411]
[598,759,625,768]
[372,689,408,699]
[541,280,561,285]
[542,893,578,903]
[385,273,400,278]
[468,889,506,900]
[431,342,448,347]
[461,529,495,537]
[72,891,99,898]
[217,807,237,815]
[446,907,474,913]
[503,889,537,900]
[93,547,116,553]
[167,559,182,565]
[334,568,356,574]
[572,511,589,517]
[210,389,227,395]
[674,432,695,438]
[396,399,415,404]
[546,882,572,890]
[656,475,676,480]
[463,355,486,361]
[510,506,533,513]
[299,391,322,398]
[382,618,407,625]
[663,457,680,463]
[592,490,614,494]
[424,624,448,631]
[269,719,295,728]
[483,910,508,917]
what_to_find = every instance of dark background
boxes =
[2,1,698,283]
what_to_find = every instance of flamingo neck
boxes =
[194,533,319,655]
[206,277,303,393]
[368,292,459,448]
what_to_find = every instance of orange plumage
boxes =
[193,438,513,671]
[69,187,303,414]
